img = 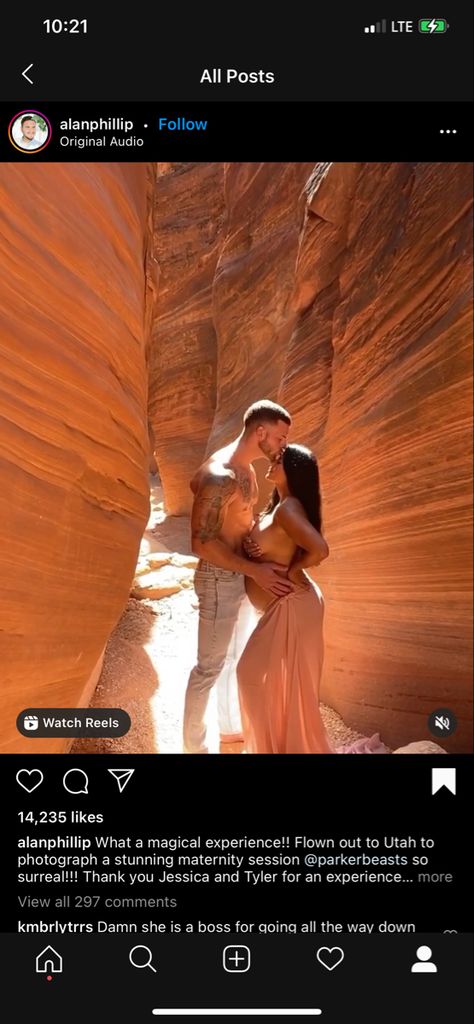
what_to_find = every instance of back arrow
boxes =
[22,63,34,84]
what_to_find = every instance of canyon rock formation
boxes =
[149,162,228,514]
[151,162,473,751]
[0,163,156,752]
[1,161,472,753]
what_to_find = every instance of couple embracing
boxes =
[183,400,333,755]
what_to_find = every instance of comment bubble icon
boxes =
[63,769,88,794]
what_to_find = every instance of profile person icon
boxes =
[410,945,438,972]
[8,111,52,153]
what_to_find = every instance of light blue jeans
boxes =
[183,561,255,753]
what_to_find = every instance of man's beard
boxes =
[257,439,276,459]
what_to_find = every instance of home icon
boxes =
[36,946,63,974]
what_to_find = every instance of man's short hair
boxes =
[21,115,36,126]
[243,400,291,430]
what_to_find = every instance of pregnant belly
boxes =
[245,576,274,612]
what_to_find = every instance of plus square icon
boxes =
[223,945,251,973]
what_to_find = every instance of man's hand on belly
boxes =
[247,562,293,597]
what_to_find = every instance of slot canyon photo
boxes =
[0,161,472,754]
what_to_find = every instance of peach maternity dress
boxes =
[237,579,333,754]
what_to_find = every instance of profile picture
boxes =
[8,110,52,153]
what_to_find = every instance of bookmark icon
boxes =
[431,767,456,795]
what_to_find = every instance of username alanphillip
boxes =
[59,118,143,147]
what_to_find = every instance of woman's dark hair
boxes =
[261,443,322,532]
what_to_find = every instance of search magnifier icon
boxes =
[129,945,157,973]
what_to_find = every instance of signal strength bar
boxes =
[364,20,387,33]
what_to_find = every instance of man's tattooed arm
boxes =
[190,471,255,575]
[190,470,294,595]
[191,472,237,543]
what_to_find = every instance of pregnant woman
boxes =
[237,444,333,754]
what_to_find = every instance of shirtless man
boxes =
[183,400,293,754]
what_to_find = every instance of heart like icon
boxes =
[316,946,345,971]
[16,769,44,793]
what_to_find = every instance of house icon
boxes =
[36,946,63,974]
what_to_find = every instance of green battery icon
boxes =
[418,18,448,33]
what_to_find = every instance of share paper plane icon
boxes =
[107,769,135,793]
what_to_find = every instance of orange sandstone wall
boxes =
[149,162,227,514]
[0,163,156,752]
[281,162,473,752]
[151,162,473,750]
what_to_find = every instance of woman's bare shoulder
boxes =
[275,496,306,523]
